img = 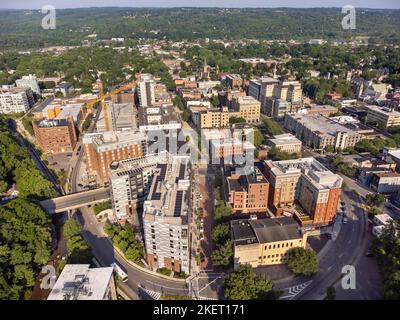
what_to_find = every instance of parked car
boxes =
[365,251,374,258]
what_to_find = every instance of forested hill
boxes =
[0,7,400,48]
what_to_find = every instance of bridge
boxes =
[40,187,111,214]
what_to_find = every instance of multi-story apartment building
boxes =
[264,158,343,227]
[210,138,255,164]
[137,74,155,107]
[231,96,261,124]
[47,264,116,300]
[15,74,40,94]
[225,74,243,90]
[83,130,147,182]
[0,87,34,114]
[193,107,230,129]
[267,133,302,154]
[264,98,293,120]
[33,117,77,154]
[143,156,191,274]
[108,152,169,222]
[231,217,307,269]
[365,105,400,128]
[250,77,302,118]
[284,113,362,150]
[226,167,269,214]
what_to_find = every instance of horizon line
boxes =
[0,6,399,10]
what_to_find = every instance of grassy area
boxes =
[156,267,172,277]
[22,114,34,136]
[93,200,112,214]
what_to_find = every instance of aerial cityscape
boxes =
[0,1,400,307]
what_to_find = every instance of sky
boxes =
[0,0,399,10]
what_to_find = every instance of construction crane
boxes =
[84,80,137,131]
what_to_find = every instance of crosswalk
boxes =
[139,287,162,300]
[279,280,313,300]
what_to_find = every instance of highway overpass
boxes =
[40,187,111,214]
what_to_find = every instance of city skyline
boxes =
[1,0,400,10]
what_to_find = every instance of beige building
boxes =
[365,105,400,128]
[193,106,230,129]
[231,96,261,124]
[231,217,307,268]
[284,113,362,150]
[267,133,302,154]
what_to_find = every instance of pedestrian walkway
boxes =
[140,287,162,300]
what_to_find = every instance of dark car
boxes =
[365,251,374,258]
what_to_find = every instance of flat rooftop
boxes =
[83,130,146,152]
[47,264,113,300]
[231,217,302,246]
[266,157,343,190]
[269,133,302,146]
[366,105,400,116]
[34,118,70,128]
[227,167,269,193]
[143,155,191,224]
[288,114,360,137]
[109,151,170,179]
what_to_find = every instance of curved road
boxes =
[69,106,189,299]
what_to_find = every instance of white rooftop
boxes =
[47,264,113,300]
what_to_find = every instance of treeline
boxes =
[0,46,175,92]
[0,119,56,300]
[1,8,400,48]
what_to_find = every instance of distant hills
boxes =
[0,7,399,48]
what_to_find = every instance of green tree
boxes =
[263,118,284,136]
[0,198,52,299]
[365,193,385,208]
[229,116,246,124]
[0,181,7,193]
[211,240,233,268]
[63,218,82,239]
[214,200,232,223]
[287,247,318,276]
[326,285,336,300]
[211,223,230,245]
[224,264,274,300]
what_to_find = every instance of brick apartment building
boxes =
[83,130,147,182]
[33,117,77,154]
[226,167,269,214]
[264,158,343,227]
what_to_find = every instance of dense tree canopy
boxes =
[224,265,274,300]
[1,8,400,49]
[0,122,56,201]
[105,223,144,263]
[287,247,319,277]
[372,222,400,300]
[0,199,52,299]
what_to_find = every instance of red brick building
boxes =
[33,117,77,154]
[83,130,147,182]
[226,167,269,214]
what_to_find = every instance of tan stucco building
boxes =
[231,217,307,268]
